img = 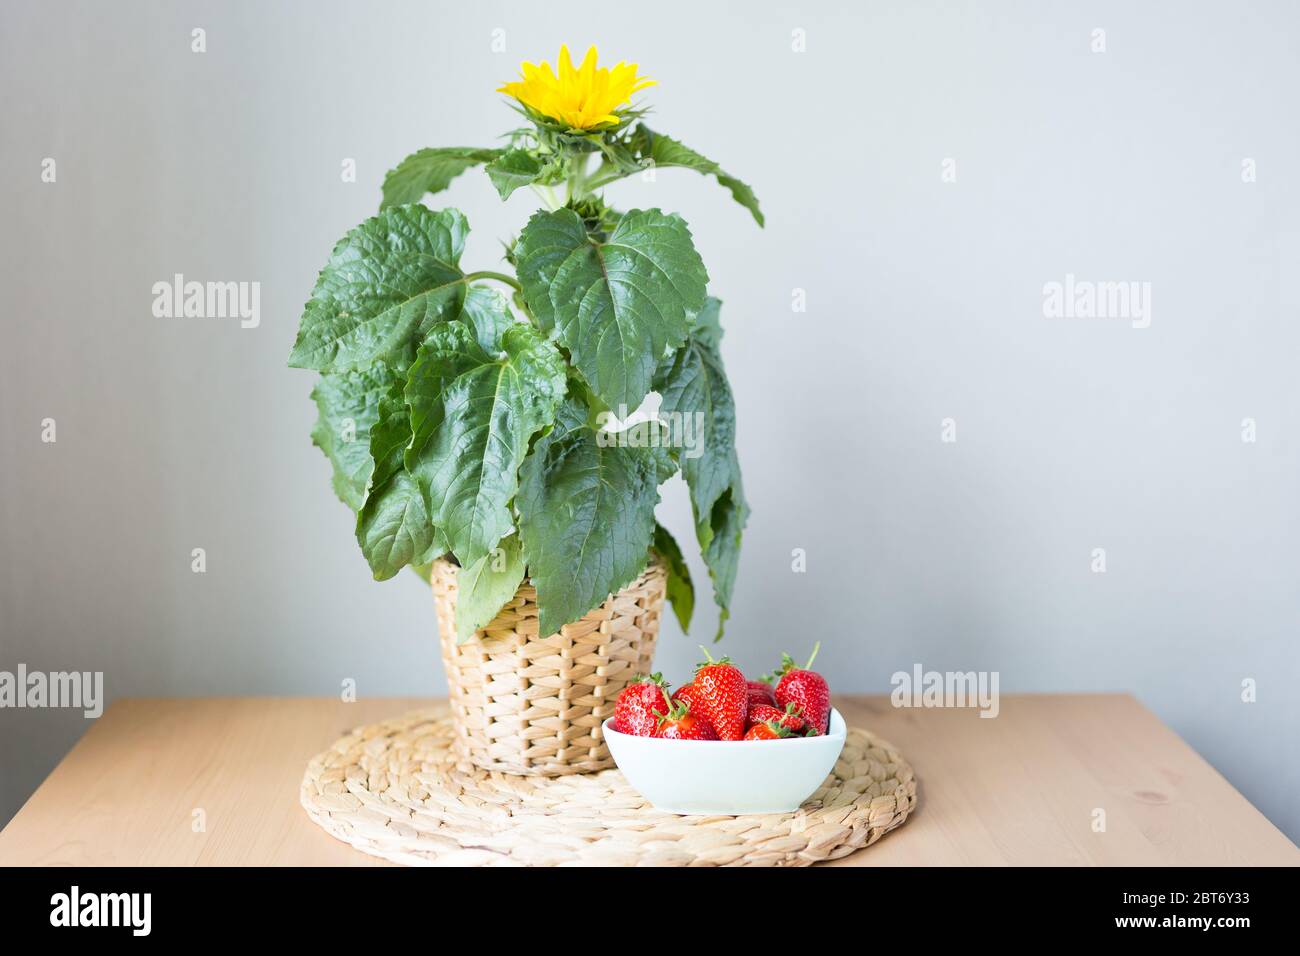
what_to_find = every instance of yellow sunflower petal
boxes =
[497,45,654,130]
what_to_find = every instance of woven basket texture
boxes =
[432,557,666,776]
[300,707,918,866]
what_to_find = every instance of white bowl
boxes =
[602,708,847,815]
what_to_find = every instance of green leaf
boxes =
[405,318,566,566]
[631,124,764,226]
[652,523,694,634]
[518,399,677,635]
[409,561,434,584]
[367,368,414,489]
[514,207,708,411]
[305,354,443,580]
[309,364,401,512]
[654,297,736,539]
[288,206,470,372]
[510,209,578,334]
[702,481,748,640]
[690,290,725,349]
[653,297,747,637]
[596,137,646,176]
[381,147,500,209]
[484,149,562,200]
[458,285,517,352]
[454,534,526,643]
[356,469,437,580]
[352,373,445,580]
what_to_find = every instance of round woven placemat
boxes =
[300,708,918,866]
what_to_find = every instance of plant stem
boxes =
[463,271,523,293]
[566,152,589,201]
[805,640,821,670]
[530,184,561,210]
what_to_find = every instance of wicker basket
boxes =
[431,557,667,776]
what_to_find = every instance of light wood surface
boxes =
[0,695,1295,866]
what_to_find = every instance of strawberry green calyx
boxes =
[696,644,734,670]
[653,695,691,728]
[777,641,821,676]
[743,718,793,740]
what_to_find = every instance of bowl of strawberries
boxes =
[603,643,845,815]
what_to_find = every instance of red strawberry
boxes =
[673,682,701,712]
[691,646,749,740]
[743,719,793,741]
[774,642,831,734]
[614,673,669,737]
[746,676,776,709]
[652,699,719,741]
[748,702,807,734]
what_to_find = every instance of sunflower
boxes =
[498,45,655,131]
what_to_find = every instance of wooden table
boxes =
[1,695,1295,866]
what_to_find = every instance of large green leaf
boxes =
[309,364,401,512]
[702,480,747,639]
[653,522,694,634]
[404,317,566,566]
[351,365,444,580]
[514,208,708,411]
[355,469,438,581]
[653,298,736,539]
[654,298,746,637]
[454,534,526,643]
[630,124,764,226]
[288,206,470,372]
[381,147,501,209]
[517,399,677,635]
[510,210,577,333]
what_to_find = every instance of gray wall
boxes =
[2,0,1297,841]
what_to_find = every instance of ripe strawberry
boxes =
[748,702,807,734]
[653,699,719,741]
[673,682,701,712]
[743,719,793,741]
[614,673,669,737]
[746,676,776,709]
[691,646,749,740]
[774,642,831,734]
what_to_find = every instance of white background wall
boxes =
[2,0,1297,840]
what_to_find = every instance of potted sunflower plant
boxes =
[289,46,761,775]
